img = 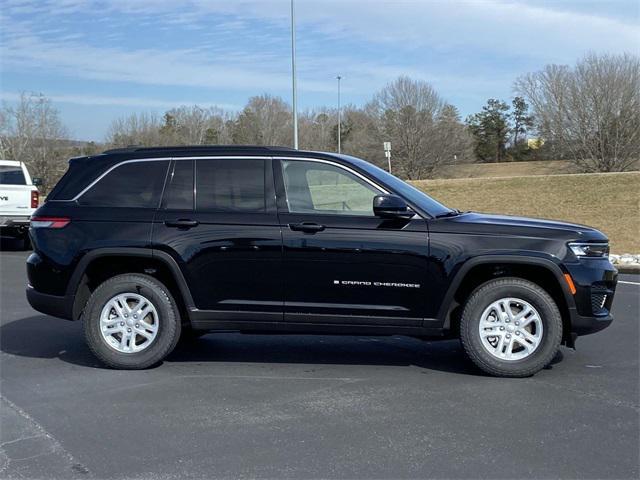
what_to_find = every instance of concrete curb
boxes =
[616,265,640,274]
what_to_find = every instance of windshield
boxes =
[338,155,454,217]
[0,165,26,185]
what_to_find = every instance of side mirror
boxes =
[373,194,414,220]
[31,177,43,187]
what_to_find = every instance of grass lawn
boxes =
[434,159,639,179]
[412,172,640,254]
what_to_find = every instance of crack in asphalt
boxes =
[0,395,92,479]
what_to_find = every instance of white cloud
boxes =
[76,0,637,60]
[0,91,241,110]
[9,1,638,61]
[2,0,637,139]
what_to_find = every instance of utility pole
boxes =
[336,75,342,153]
[290,0,298,149]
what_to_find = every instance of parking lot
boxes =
[1,248,638,479]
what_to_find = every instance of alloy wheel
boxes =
[99,293,159,353]
[478,297,543,361]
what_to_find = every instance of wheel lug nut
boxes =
[506,334,511,339]
[515,322,519,326]
[133,314,137,319]
[135,323,139,328]
[127,328,132,332]
[516,332,520,335]
[124,314,128,318]
[120,322,124,326]
[500,327,505,330]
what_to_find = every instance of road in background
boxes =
[1,249,638,479]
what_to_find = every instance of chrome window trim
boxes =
[63,156,269,202]
[62,157,172,202]
[56,155,389,205]
[275,156,389,195]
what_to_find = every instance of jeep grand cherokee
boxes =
[26,146,617,376]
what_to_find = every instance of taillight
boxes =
[30,216,70,229]
[31,190,39,209]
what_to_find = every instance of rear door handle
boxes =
[164,219,199,229]
[288,222,325,233]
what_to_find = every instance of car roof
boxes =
[80,145,347,164]
[102,145,305,157]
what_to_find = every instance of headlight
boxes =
[568,242,609,258]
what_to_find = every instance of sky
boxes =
[1,0,638,141]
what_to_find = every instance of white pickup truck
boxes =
[0,160,41,249]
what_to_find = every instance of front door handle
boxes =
[164,219,199,229]
[288,222,325,233]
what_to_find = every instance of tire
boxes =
[18,233,31,251]
[460,277,563,377]
[83,274,181,369]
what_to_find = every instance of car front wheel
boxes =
[83,274,181,369]
[460,277,563,377]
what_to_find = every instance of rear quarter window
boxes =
[0,166,26,185]
[77,160,169,208]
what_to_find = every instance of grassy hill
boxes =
[433,159,639,179]
[412,172,640,253]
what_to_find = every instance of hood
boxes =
[432,212,608,242]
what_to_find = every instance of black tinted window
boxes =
[79,160,169,208]
[163,160,193,210]
[0,166,26,185]
[196,159,265,212]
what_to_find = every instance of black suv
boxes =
[26,146,617,376]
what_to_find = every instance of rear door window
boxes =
[0,166,26,185]
[196,159,265,212]
[78,160,169,208]
[163,160,194,210]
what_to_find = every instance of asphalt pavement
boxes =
[1,248,638,479]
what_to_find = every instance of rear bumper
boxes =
[26,285,74,320]
[0,216,30,227]
[0,216,30,237]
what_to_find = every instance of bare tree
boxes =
[433,104,475,166]
[369,77,473,178]
[515,53,640,172]
[105,112,164,147]
[299,108,337,152]
[160,106,233,145]
[0,92,69,192]
[340,105,385,165]
[231,95,292,146]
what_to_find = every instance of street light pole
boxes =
[336,75,341,154]
[290,0,298,149]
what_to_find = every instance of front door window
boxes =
[281,160,381,216]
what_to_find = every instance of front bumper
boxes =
[565,258,617,336]
[26,285,74,320]
[569,308,613,336]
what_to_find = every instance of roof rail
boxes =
[101,145,297,155]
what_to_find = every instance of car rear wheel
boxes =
[83,274,181,369]
[460,277,563,377]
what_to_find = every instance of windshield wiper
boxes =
[435,209,462,219]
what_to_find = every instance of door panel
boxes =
[275,158,430,326]
[153,158,283,317]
